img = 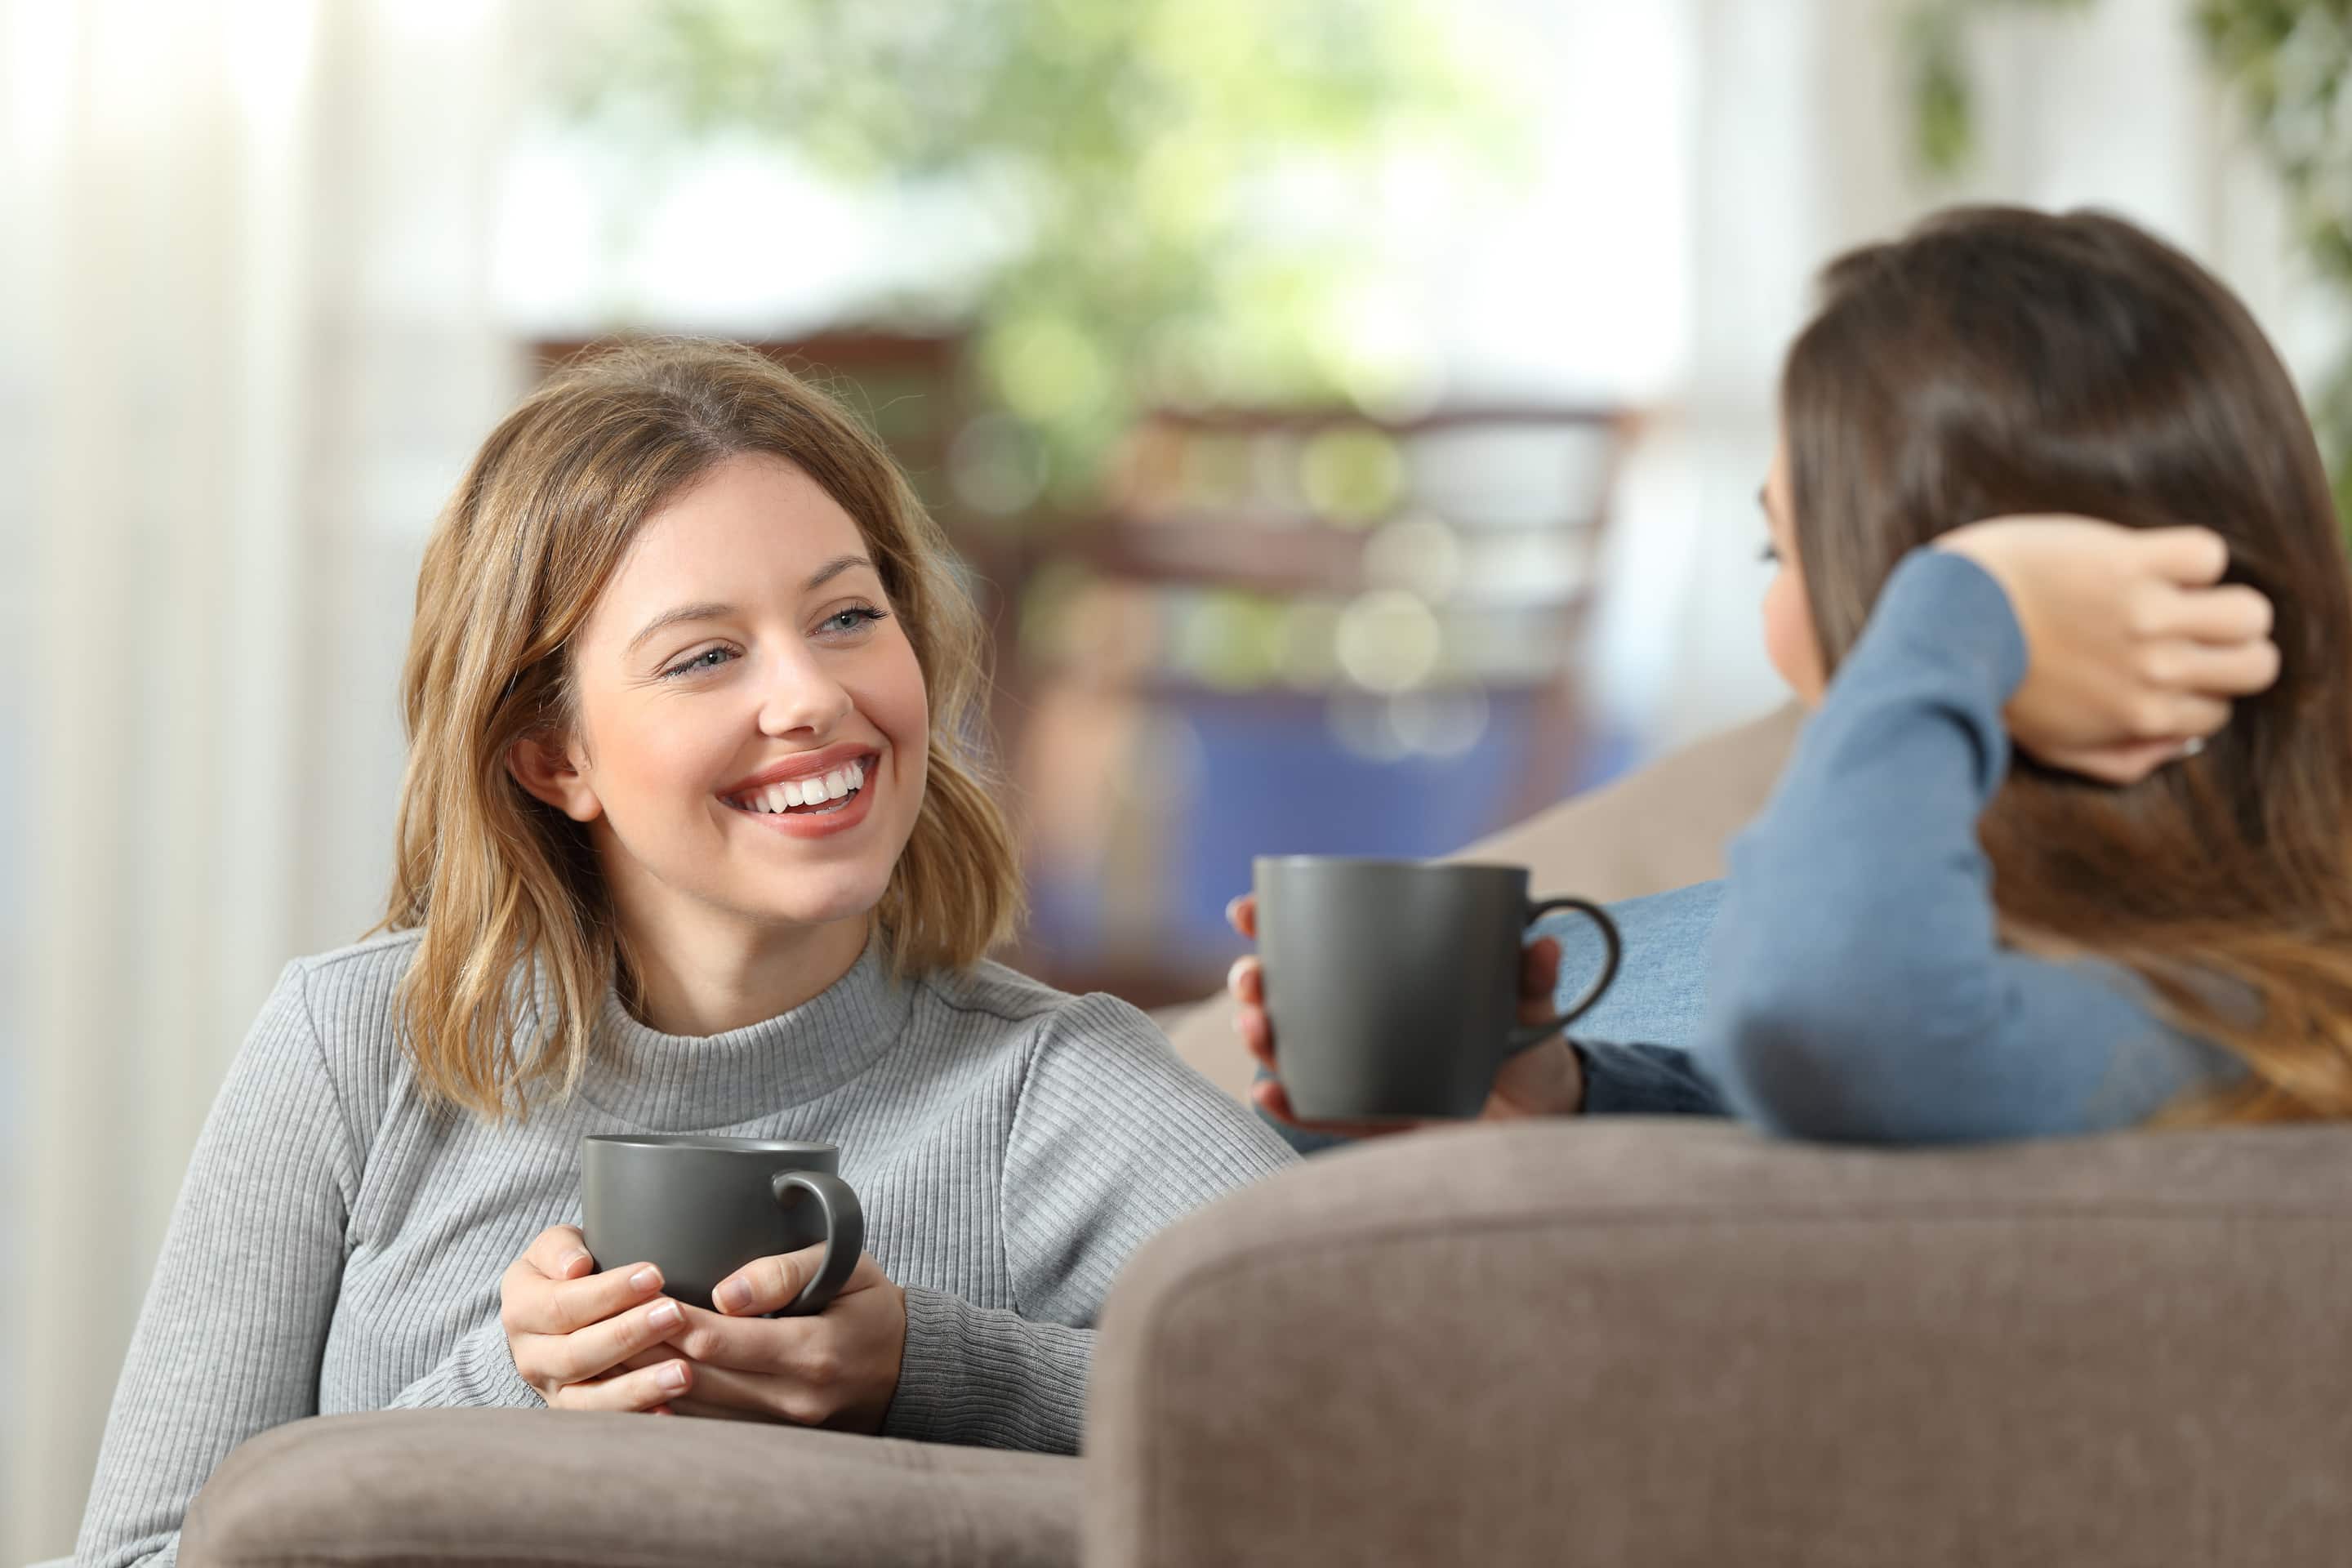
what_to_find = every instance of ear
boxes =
[506,729,603,823]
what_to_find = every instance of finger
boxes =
[662,1306,819,1377]
[1235,1001,1274,1070]
[2149,636,2280,698]
[1520,937,1560,1007]
[2162,582,2274,644]
[2138,526,2230,587]
[715,1244,825,1316]
[1249,1077,1416,1139]
[1225,955,1263,1006]
[2127,692,2231,742]
[523,1225,595,1281]
[552,1356,692,1414]
[615,1345,688,1374]
[532,1294,687,1387]
[2021,738,2171,786]
[521,1259,667,1338]
[1224,893,1258,939]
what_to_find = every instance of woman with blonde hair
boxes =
[78,338,1297,1566]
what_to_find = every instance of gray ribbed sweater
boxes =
[78,929,1298,1568]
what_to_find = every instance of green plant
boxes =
[543,0,1517,512]
[1900,0,2352,526]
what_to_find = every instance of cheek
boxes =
[1762,568,1826,702]
[844,632,930,794]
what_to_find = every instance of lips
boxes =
[718,742,880,799]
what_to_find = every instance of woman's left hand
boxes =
[617,1246,906,1433]
[1934,517,2279,784]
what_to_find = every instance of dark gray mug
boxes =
[581,1135,863,1315]
[1253,856,1621,1121]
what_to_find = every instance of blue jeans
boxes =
[1259,880,1729,1156]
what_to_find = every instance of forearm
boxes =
[1698,550,2221,1140]
[880,1286,1093,1453]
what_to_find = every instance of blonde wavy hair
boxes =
[374,338,1023,1122]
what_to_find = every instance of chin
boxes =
[760,870,894,930]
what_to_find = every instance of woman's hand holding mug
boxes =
[612,1242,908,1433]
[1225,892,1588,1136]
[500,1224,697,1414]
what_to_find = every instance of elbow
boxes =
[1709,997,1894,1143]
[1704,960,1965,1144]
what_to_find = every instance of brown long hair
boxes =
[1781,205,2352,1125]
[376,338,1023,1122]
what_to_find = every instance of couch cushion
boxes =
[1088,1118,2352,1566]
[181,1410,1080,1568]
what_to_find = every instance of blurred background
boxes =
[2,0,2345,1557]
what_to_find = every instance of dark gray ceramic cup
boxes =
[1252,856,1621,1121]
[581,1135,863,1315]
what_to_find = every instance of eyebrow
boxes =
[623,555,879,656]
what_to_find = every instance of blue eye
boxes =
[660,647,735,679]
[822,607,889,636]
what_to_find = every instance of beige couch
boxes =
[180,702,2352,1566]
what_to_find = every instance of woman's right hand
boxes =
[1224,894,1586,1136]
[500,1224,696,1413]
[1932,518,2280,783]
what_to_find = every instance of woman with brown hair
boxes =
[1709,204,2341,1137]
[1233,205,2317,1143]
[79,339,1298,1567]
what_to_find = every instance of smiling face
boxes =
[1760,436,1827,704]
[510,452,930,956]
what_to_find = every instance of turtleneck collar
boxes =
[574,932,913,1129]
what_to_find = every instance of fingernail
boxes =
[716,1277,751,1313]
[648,1299,682,1330]
[630,1267,661,1294]
[660,1361,689,1392]
[564,1250,593,1275]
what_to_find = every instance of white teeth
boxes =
[731,757,871,815]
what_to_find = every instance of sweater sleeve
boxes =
[76,963,359,1568]
[381,1313,545,1410]
[883,994,1299,1451]
[1695,548,2239,1143]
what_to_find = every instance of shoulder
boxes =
[915,957,1188,1076]
[276,928,427,1052]
[243,928,429,1138]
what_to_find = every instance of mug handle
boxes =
[766,1171,866,1317]
[1505,896,1622,1049]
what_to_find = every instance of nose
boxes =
[755,644,855,739]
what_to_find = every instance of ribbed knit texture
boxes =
[77,930,1297,1568]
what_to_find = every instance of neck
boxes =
[617,901,875,1038]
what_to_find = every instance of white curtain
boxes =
[0,2,518,1557]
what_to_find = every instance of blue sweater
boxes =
[1267,548,2241,1152]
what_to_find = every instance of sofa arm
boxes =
[1084,1120,2352,1568]
[182,1410,1082,1567]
